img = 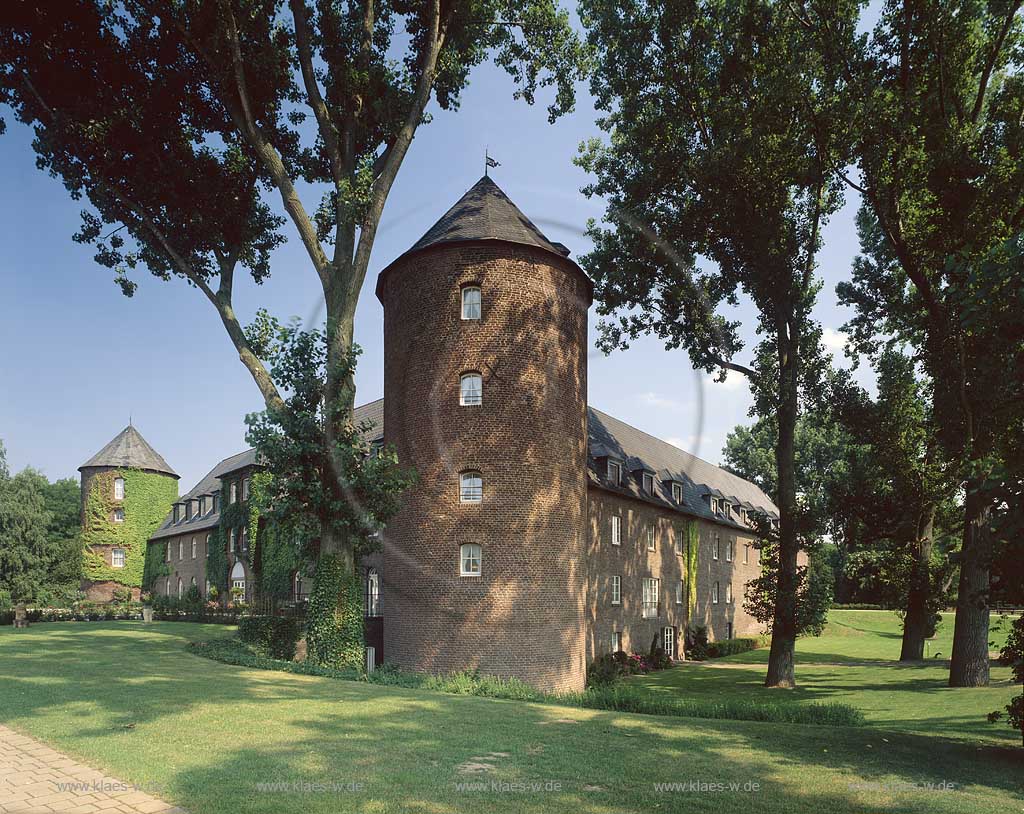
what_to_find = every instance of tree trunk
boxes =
[900,505,935,661]
[949,479,992,686]
[765,349,800,689]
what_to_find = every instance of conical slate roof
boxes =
[404,175,570,259]
[79,425,178,478]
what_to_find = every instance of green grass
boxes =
[0,620,1021,814]
[632,610,1021,745]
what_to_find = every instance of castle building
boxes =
[147,177,779,692]
[78,425,179,601]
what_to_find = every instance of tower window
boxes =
[165,543,170,563]
[460,543,482,576]
[112,508,125,523]
[459,372,483,406]
[111,548,125,568]
[459,471,483,503]
[612,631,623,653]
[229,528,236,553]
[177,577,183,599]
[461,286,481,320]
[113,477,125,500]
[206,534,211,557]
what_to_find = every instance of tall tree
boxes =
[0,1,585,641]
[578,0,855,687]
[817,0,1024,686]
[41,478,82,600]
[0,467,53,603]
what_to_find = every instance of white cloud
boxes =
[822,327,849,353]
[702,372,746,392]
[637,391,683,411]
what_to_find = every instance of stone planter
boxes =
[142,606,154,623]
[13,603,29,629]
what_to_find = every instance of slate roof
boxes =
[587,407,778,530]
[376,176,593,302]
[79,425,178,478]
[147,400,385,542]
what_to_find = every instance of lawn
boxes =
[630,610,1021,745]
[0,619,1021,814]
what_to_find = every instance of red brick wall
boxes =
[379,241,591,692]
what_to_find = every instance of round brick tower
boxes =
[375,176,593,692]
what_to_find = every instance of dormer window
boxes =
[461,286,481,320]
[113,477,125,500]
[199,496,206,516]
[642,472,654,493]
[671,482,683,503]
[459,372,482,406]
[173,504,181,523]
[708,496,719,514]
[608,461,621,486]
[213,493,220,513]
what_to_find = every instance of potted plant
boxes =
[141,592,154,623]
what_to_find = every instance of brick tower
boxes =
[376,176,593,692]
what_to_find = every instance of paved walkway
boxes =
[0,725,185,814]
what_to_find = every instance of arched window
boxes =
[365,568,381,616]
[460,543,482,576]
[177,577,183,599]
[113,477,125,500]
[191,537,197,559]
[459,372,482,406]
[178,540,184,560]
[190,576,197,589]
[230,561,246,602]
[461,286,481,320]
[459,471,483,503]
[165,578,170,595]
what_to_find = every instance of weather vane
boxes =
[485,147,500,177]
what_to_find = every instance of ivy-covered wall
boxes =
[81,468,177,588]
[686,519,699,617]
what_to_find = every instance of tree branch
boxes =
[970,2,1022,124]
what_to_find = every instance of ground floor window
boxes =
[663,626,675,659]
[231,578,246,600]
[365,568,381,616]
[727,622,734,639]
[612,630,623,653]
[177,578,183,599]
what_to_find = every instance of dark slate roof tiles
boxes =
[79,425,178,478]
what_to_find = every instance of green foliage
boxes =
[42,478,80,542]
[248,470,308,602]
[244,317,414,563]
[141,538,169,592]
[744,544,833,638]
[206,525,229,596]
[192,637,865,728]
[686,520,699,617]
[81,469,177,588]
[238,615,304,661]
[0,467,56,603]
[705,636,769,659]
[988,614,1024,746]
[305,554,363,669]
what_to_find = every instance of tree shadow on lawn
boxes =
[158,697,1023,814]
[2,622,1021,812]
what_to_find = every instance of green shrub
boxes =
[586,653,626,686]
[707,636,768,658]
[238,615,303,660]
[685,624,710,660]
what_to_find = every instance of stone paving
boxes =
[0,725,185,814]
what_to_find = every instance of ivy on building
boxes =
[305,553,363,669]
[686,519,699,616]
[82,469,177,588]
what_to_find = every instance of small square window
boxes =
[112,507,125,523]
[111,548,125,568]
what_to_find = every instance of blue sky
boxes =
[0,50,868,491]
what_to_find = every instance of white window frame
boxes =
[726,582,733,604]
[229,482,237,504]
[241,526,248,551]
[191,537,197,559]
[676,580,684,605]
[726,539,734,562]
[461,285,481,320]
[231,578,245,599]
[713,534,720,560]
[206,534,211,558]
[674,526,683,555]
[612,631,623,653]
[165,543,170,563]
[611,575,621,605]
[642,577,659,619]
[608,461,621,485]
[663,626,675,659]
[743,544,749,565]
[611,514,622,546]
[112,507,125,523]
[229,528,236,553]
[111,548,125,568]
[712,581,720,604]
[459,543,481,576]
[165,577,170,595]
[113,477,125,500]
[177,577,183,599]
[646,523,655,551]
[459,472,483,503]
[459,372,483,406]
[242,478,250,501]
[365,568,381,616]
[178,540,184,560]
[671,482,682,503]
